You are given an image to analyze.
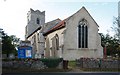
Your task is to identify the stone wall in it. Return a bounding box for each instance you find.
[45,28,65,58]
[2,60,47,70]
[76,58,120,69]
[63,7,103,60]
[2,59,63,70]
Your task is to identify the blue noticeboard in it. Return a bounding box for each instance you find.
[18,46,32,58]
[18,49,25,58]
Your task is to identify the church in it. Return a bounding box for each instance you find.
[25,7,103,60]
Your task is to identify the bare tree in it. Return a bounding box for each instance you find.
[112,17,120,42]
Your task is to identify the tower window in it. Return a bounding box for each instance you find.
[78,18,88,48]
[36,18,40,24]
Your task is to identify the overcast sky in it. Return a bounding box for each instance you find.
[0,0,119,40]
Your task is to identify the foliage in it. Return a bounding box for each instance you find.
[1,30,20,57]
[39,58,63,68]
[10,35,20,46]
[112,17,120,42]
[99,33,120,57]
[68,61,76,68]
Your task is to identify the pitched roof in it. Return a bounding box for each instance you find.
[43,19,66,36]
[26,18,61,39]
[42,18,61,32]
[28,7,99,37]
[26,26,41,39]
[82,7,99,27]
[67,6,99,27]
[43,7,99,36]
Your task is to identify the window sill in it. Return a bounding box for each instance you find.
[78,48,89,50]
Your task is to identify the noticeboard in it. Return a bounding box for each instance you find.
[18,46,32,58]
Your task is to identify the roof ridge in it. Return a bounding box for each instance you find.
[45,18,61,24]
[43,20,65,36]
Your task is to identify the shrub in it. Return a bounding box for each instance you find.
[39,58,63,68]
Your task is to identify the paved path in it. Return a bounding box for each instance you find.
[67,67,83,72]
[2,72,120,75]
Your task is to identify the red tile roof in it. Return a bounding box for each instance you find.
[43,19,66,36]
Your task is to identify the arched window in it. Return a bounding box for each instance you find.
[36,18,40,24]
[55,34,59,50]
[78,18,88,48]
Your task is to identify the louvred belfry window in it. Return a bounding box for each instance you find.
[36,18,40,24]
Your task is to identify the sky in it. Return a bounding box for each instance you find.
[0,0,119,40]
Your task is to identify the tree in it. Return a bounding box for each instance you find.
[99,33,120,57]
[112,17,120,42]
[10,35,20,47]
[2,30,20,57]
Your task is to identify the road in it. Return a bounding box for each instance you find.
[2,72,120,75]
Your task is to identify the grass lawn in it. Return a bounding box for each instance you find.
[68,61,76,68]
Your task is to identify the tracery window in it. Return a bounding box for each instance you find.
[78,18,88,48]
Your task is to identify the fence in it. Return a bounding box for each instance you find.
[76,58,120,69]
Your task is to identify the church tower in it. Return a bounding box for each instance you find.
[25,8,45,39]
